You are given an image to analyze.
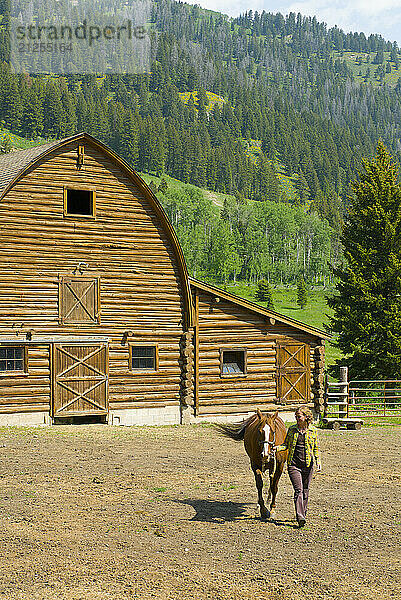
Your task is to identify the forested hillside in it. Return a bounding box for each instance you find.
[142,174,336,284]
[1,0,401,284]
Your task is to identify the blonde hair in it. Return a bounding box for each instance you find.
[295,405,313,425]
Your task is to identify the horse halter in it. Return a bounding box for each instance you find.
[260,423,276,460]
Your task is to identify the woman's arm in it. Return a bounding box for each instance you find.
[313,431,322,470]
[275,428,292,452]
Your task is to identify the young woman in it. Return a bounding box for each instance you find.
[275,405,321,528]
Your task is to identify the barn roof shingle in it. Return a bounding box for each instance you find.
[0,138,72,197]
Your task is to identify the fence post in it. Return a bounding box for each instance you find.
[383,381,386,417]
[339,366,348,419]
[323,372,328,418]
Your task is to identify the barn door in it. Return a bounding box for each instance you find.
[52,344,108,417]
[59,277,100,324]
[277,343,310,404]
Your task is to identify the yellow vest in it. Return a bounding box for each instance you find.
[276,424,321,467]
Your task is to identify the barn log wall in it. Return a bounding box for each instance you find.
[179,330,195,423]
[192,287,322,418]
[0,140,188,418]
[0,344,50,413]
[312,343,325,416]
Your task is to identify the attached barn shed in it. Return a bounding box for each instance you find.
[189,279,327,422]
[0,133,327,426]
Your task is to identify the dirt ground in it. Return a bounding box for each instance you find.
[0,422,400,600]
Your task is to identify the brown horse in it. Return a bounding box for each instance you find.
[215,409,288,519]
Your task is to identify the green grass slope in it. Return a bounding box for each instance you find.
[334,50,401,87]
[0,127,50,150]
[139,171,236,208]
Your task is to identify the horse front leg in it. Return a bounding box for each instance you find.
[252,465,269,520]
[266,457,275,502]
[269,458,286,516]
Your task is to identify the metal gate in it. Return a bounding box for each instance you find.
[52,343,108,418]
[325,368,401,420]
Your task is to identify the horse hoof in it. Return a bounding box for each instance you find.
[260,508,270,520]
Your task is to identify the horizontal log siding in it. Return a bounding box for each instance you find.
[196,291,317,417]
[0,142,185,413]
[0,345,50,411]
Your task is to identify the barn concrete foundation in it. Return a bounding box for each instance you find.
[192,410,298,425]
[192,411,256,424]
[109,406,180,426]
[0,409,309,428]
[0,411,51,427]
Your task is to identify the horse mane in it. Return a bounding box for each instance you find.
[213,410,265,441]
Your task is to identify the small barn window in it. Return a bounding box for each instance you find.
[64,188,95,217]
[220,349,247,376]
[129,345,158,371]
[0,346,27,374]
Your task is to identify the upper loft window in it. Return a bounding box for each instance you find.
[64,187,96,217]
[59,276,100,324]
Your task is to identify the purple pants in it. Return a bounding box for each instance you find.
[288,464,314,522]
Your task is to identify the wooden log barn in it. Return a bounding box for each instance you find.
[0,133,328,426]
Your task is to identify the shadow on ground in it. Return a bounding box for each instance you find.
[268,518,299,529]
[174,498,253,523]
[174,498,300,528]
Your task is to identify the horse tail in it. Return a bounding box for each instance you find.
[213,414,257,441]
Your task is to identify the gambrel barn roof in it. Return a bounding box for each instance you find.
[0,140,62,197]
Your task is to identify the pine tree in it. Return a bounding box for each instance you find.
[255,279,274,309]
[328,141,401,378]
[390,42,399,67]
[21,87,43,139]
[0,133,12,153]
[297,277,308,308]
[120,109,139,168]
[158,177,168,193]
[296,170,311,205]
[42,82,66,138]
[3,78,23,132]
[373,48,384,64]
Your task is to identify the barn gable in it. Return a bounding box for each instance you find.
[0,133,192,324]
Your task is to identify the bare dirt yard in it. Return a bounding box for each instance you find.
[0,422,399,600]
